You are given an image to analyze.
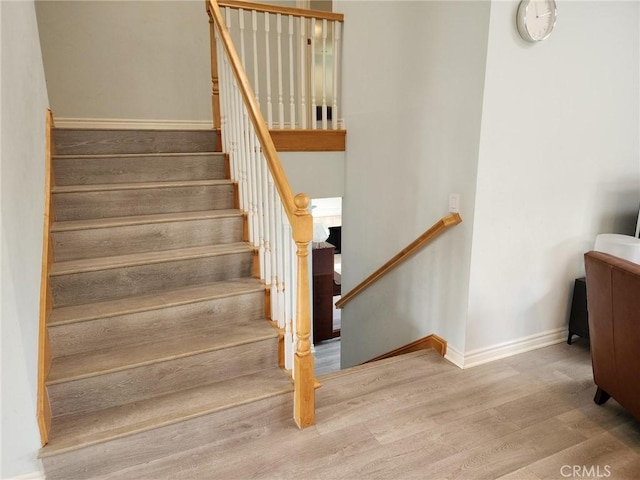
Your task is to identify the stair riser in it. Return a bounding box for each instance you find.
[50,252,253,307]
[49,291,265,357]
[53,184,235,221]
[41,393,292,480]
[54,154,227,185]
[53,216,243,261]
[54,129,218,155]
[47,337,279,417]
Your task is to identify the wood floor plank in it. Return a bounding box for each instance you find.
[525,431,640,480]
[61,343,640,480]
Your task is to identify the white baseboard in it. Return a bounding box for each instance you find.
[444,344,464,369]
[10,471,45,480]
[54,117,213,130]
[462,327,568,369]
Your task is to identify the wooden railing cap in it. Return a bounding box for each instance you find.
[218,0,344,22]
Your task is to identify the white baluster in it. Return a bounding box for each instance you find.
[276,14,284,129]
[253,132,265,279]
[299,17,307,129]
[242,100,254,244]
[310,17,316,130]
[321,19,328,130]
[264,13,273,128]
[276,203,286,333]
[261,150,271,289]
[288,15,296,129]
[333,21,341,130]
[269,179,279,325]
[252,10,261,109]
[238,9,246,67]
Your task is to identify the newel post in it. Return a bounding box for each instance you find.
[292,193,315,428]
[206,1,222,129]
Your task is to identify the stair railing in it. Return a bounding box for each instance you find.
[210,0,344,131]
[207,0,315,428]
[336,213,463,309]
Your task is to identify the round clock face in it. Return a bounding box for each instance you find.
[517,0,557,42]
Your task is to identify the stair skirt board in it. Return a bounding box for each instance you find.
[38,125,290,478]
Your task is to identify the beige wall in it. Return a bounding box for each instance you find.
[36,0,212,121]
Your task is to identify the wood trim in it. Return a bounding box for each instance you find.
[365,334,447,363]
[269,129,345,152]
[336,213,462,309]
[206,2,222,130]
[224,153,231,179]
[214,129,222,152]
[253,248,260,278]
[242,212,249,242]
[219,0,344,22]
[37,109,55,446]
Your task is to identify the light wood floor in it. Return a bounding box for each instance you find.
[98,340,640,480]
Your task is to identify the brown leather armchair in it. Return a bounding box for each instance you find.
[584,251,640,421]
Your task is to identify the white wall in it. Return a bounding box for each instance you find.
[36,0,211,122]
[0,1,50,476]
[465,1,640,358]
[280,151,344,198]
[338,1,491,366]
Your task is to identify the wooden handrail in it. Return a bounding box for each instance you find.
[219,0,344,22]
[208,0,298,223]
[207,0,315,428]
[335,213,462,309]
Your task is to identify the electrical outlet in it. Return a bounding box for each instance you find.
[449,194,460,213]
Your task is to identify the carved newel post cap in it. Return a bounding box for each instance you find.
[294,193,310,212]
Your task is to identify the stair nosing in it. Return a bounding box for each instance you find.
[46,327,278,386]
[48,280,265,327]
[51,209,243,232]
[50,243,254,276]
[52,179,233,194]
[39,371,292,458]
[53,152,224,159]
[53,127,218,132]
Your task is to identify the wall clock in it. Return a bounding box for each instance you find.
[516,0,557,43]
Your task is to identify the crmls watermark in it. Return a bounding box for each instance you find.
[560,465,612,478]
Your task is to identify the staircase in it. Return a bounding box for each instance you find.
[39,128,293,480]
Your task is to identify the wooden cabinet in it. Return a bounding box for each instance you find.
[312,242,338,343]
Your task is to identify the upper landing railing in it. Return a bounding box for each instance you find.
[210,0,344,132]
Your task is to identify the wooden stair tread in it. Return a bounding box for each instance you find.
[50,242,253,276]
[40,367,292,458]
[47,320,278,384]
[48,278,264,326]
[53,152,223,159]
[53,179,233,193]
[52,209,242,232]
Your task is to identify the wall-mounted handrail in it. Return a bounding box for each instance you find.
[207,0,315,428]
[335,213,463,309]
